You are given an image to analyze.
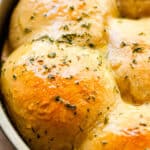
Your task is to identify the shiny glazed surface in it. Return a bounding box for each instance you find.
[1,0,150,150]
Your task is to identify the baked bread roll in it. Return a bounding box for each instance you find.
[9,0,117,50]
[108,18,150,104]
[117,0,150,18]
[1,0,150,150]
[1,40,118,150]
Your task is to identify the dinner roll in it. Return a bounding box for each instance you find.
[1,39,118,150]
[117,0,150,18]
[80,102,150,150]
[2,0,150,150]
[9,0,118,50]
[108,18,150,104]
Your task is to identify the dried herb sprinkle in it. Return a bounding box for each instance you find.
[48,52,56,58]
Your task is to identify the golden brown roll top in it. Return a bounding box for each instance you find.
[117,0,150,18]
[80,102,150,150]
[1,39,119,150]
[108,18,150,104]
[2,0,150,150]
[9,0,118,50]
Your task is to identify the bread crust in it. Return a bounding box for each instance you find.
[1,40,118,150]
[117,0,150,18]
[9,0,117,50]
[2,0,150,150]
